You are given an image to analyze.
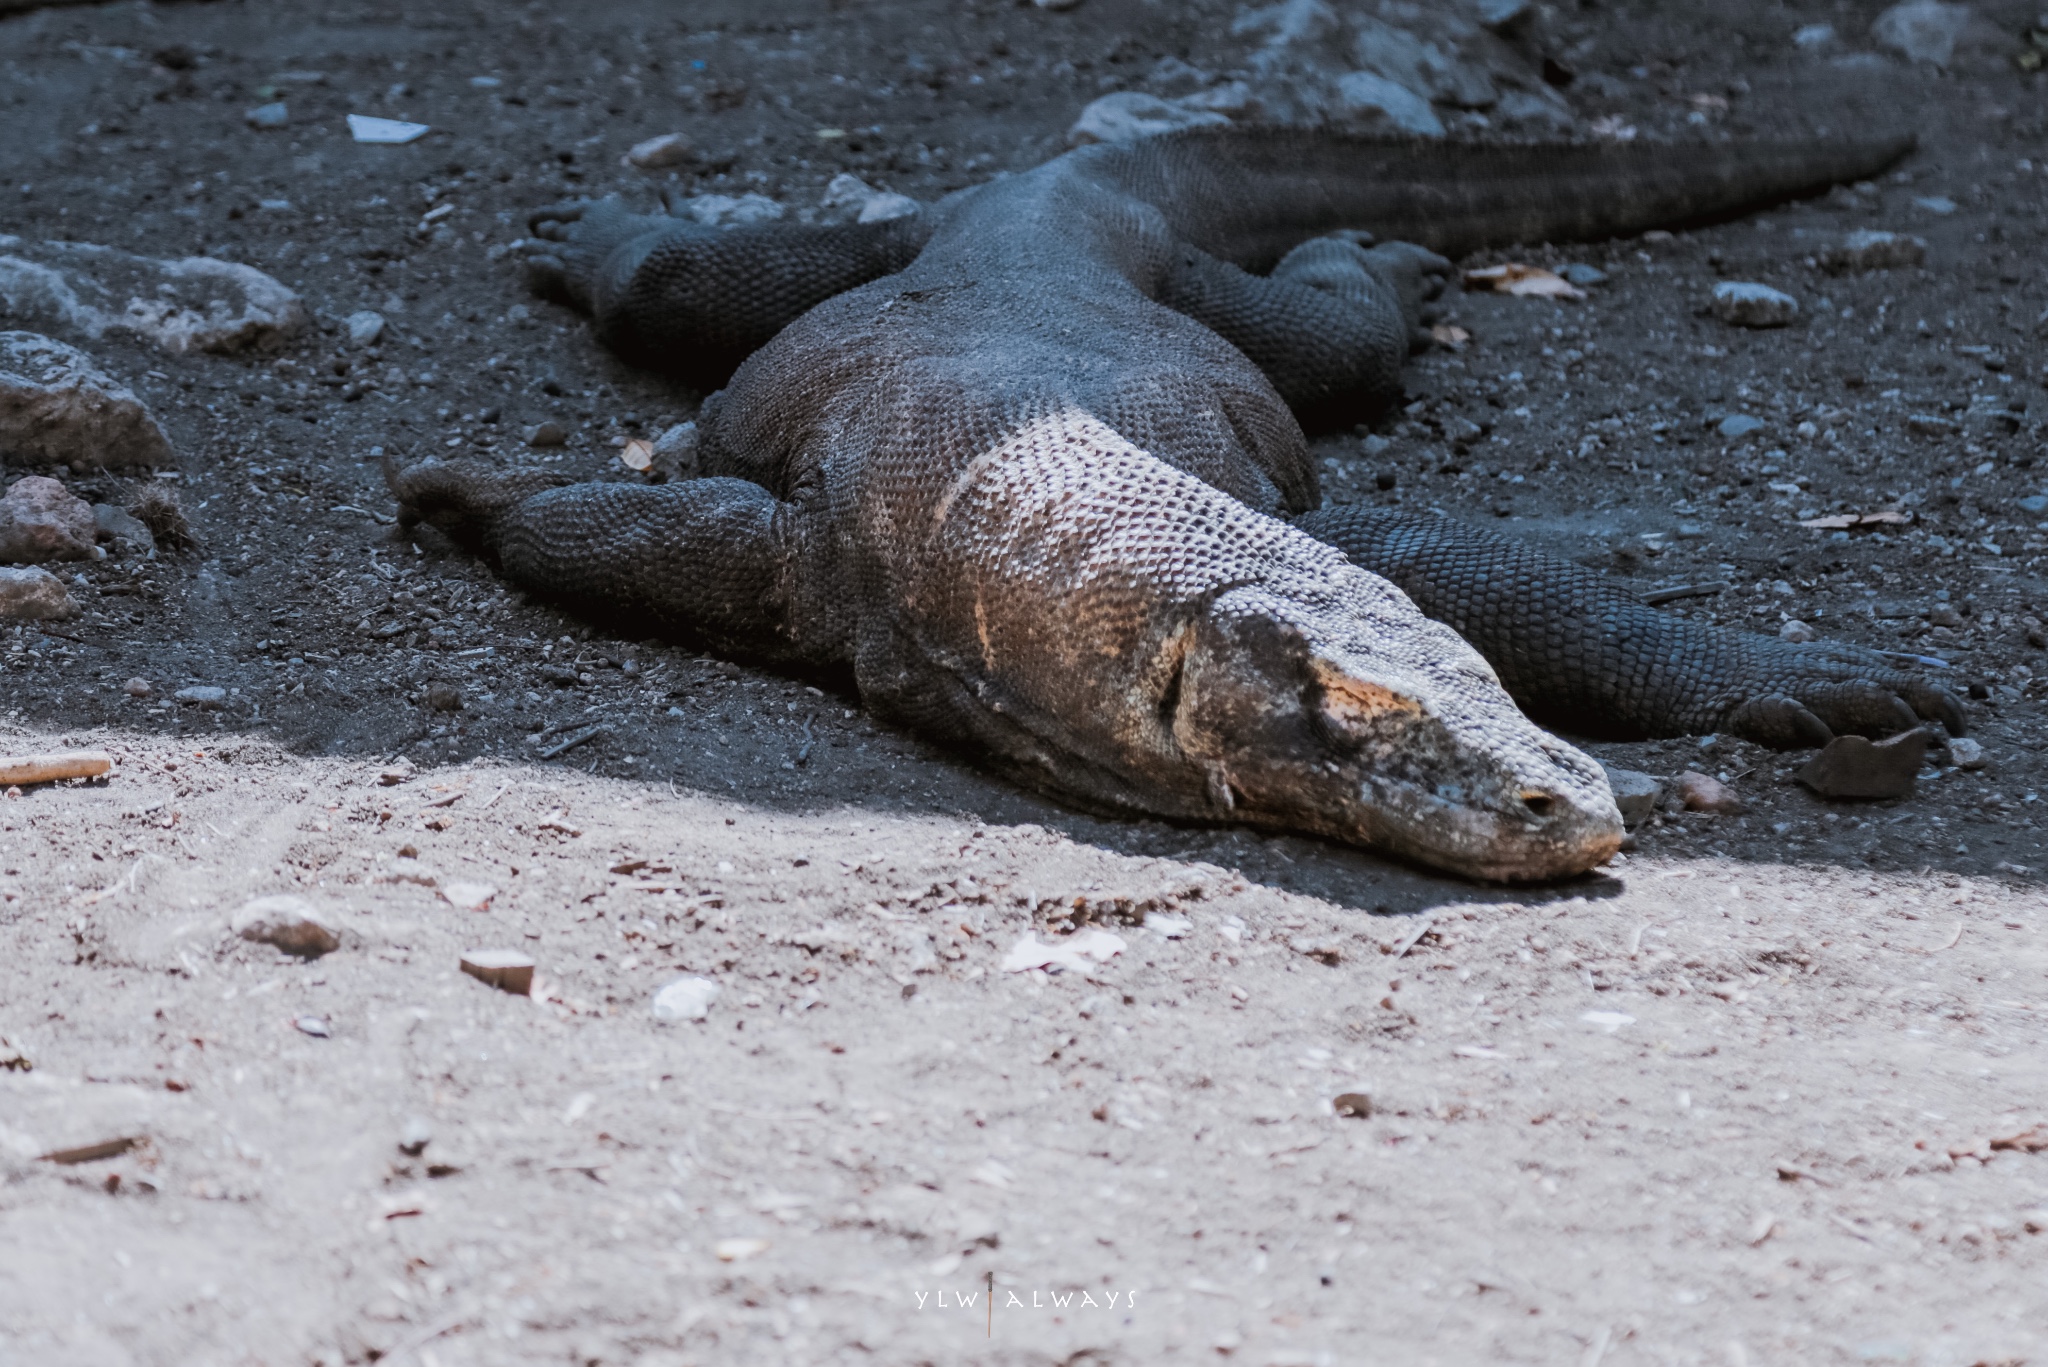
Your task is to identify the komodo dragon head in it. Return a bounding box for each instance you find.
[917,412,1623,882]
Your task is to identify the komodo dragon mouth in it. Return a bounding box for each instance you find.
[389,127,1962,884]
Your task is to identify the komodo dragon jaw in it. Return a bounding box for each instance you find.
[907,413,1622,882]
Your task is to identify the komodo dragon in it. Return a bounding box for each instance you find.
[389,130,1963,882]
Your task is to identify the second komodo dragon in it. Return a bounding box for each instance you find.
[390,130,1963,882]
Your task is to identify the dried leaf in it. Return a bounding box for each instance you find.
[1990,1125,2048,1154]
[1798,510,1912,530]
[1461,263,1584,300]
[620,438,654,472]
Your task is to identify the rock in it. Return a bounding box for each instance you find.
[1821,229,1925,273]
[232,895,340,958]
[294,1014,331,1039]
[1067,91,1231,146]
[346,113,430,145]
[1793,22,1837,47]
[1676,770,1743,814]
[650,421,700,482]
[1872,1,1972,66]
[0,566,75,621]
[123,677,152,698]
[93,503,154,555]
[714,1237,771,1262]
[424,682,463,712]
[0,332,176,470]
[1913,195,1957,215]
[1601,767,1663,829]
[1561,263,1608,286]
[2018,494,2048,515]
[1332,72,1446,136]
[398,1117,432,1156]
[1711,282,1799,328]
[819,173,918,224]
[1332,1091,1374,1117]
[1797,728,1929,799]
[244,102,289,129]
[1946,736,1986,770]
[0,238,306,354]
[1718,414,1765,439]
[624,132,691,169]
[439,881,497,912]
[653,975,722,1022]
[677,193,785,228]
[1474,0,1531,33]
[526,421,568,448]
[858,192,920,224]
[174,685,226,708]
[460,949,535,996]
[0,476,97,564]
[1349,17,1494,109]
[1906,413,1958,438]
[1779,619,1818,643]
[345,310,386,347]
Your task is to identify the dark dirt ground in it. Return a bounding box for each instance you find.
[2,1,2047,1364]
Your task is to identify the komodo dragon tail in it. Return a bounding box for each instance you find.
[1125,128,1915,268]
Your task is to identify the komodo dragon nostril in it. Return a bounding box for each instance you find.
[1520,791,1557,818]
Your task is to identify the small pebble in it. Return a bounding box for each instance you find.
[1560,263,1607,286]
[1333,1092,1374,1118]
[1779,619,1817,643]
[398,1117,433,1156]
[1946,736,1986,770]
[653,975,722,1022]
[1820,229,1925,273]
[244,102,289,129]
[624,132,691,168]
[460,949,535,995]
[526,421,568,448]
[232,894,340,958]
[714,1237,771,1262]
[124,677,153,698]
[294,1016,330,1038]
[1718,414,1765,439]
[424,682,463,712]
[1796,729,1928,800]
[173,685,226,707]
[1601,766,1663,829]
[345,310,386,347]
[1711,282,1799,328]
[439,881,498,912]
[1676,770,1743,814]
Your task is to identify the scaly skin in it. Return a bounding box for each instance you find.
[392,129,1957,882]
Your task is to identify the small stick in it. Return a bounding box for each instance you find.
[0,752,113,786]
[1390,914,1435,958]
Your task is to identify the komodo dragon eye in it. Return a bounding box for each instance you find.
[1305,657,1422,752]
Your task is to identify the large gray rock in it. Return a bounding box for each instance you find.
[1068,91,1232,145]
[0,236,305,355]
[0,565,76,620]
[1871,1,1973,66]
[0,332,176,469]
[1600,766,1664,830]
[1350,16,1496,108]
[1333,72,1445,136]
[0,475,97,563]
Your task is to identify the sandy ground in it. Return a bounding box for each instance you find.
[3,0,2047,1363]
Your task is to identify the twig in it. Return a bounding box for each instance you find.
[539,725,605,760]
[0,752,112,785]
[794,713,816,767]
[1389,914,1435,958]
[1643,581,1729,606]
[478,782,513,810]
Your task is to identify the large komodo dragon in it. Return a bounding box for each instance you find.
[390,129,1963,882]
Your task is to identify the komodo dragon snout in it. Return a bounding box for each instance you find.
[1161,584,1624,882]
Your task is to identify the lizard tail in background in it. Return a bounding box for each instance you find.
[1125,128,1916,268]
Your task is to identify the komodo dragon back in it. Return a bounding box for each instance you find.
[394,123,1958,884]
